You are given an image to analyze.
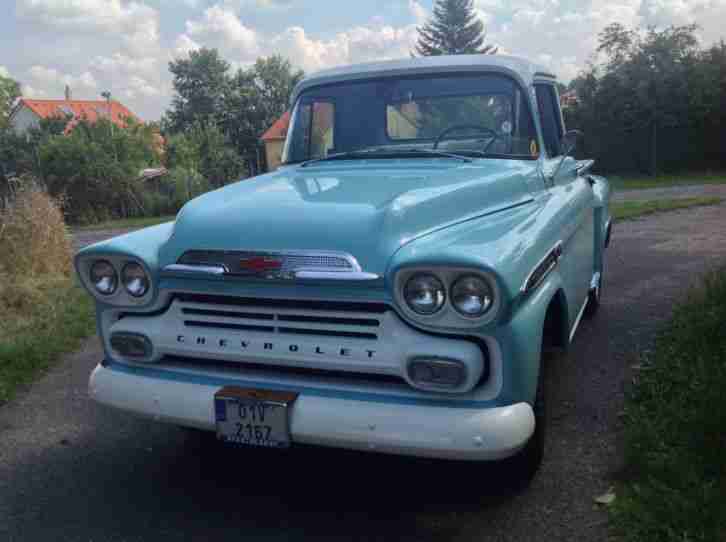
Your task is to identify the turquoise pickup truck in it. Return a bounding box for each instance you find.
[75,54,611,485]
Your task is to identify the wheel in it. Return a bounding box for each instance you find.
[500,356,546,489]
[584,271,602,318]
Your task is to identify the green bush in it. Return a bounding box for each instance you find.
[36,117,161,224]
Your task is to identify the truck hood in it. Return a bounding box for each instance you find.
[159,159,540,276]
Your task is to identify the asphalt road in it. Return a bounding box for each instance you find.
[2,201,726,542]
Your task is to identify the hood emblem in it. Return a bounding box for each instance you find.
[238,256,283,275]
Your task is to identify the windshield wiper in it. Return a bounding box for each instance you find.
[300,146,472,167]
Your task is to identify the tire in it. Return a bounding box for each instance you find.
[584,271,602,318]
[501,356,546,490]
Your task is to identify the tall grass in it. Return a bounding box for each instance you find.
[0,178,95,404]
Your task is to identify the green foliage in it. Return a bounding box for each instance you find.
[610,197,722,221]
[165,48,231,133]
[165,122,245,188]
[164,50,302,173]
[565,26,725,175]
[0,278,95,404]
[37,117,161,224]
[611,267,726,541]
[222,55,304,161]
[414,0,497,56]
[610,171,726,190]
[0,74,20,128]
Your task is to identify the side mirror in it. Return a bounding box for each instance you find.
[549,129,584,182]
[560,129,582,157]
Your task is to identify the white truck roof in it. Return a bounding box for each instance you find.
[291,54,555,104]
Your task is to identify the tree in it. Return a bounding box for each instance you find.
[564,24,724,175]
[38,118,161,223]
[0,74,21,129]
[220,55,304,162]
[165,48,231,133]
[414,0,496,56]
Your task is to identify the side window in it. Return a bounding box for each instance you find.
[287,100,335,161]
[535,85,564,157]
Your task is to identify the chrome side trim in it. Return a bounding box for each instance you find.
[604,219,612,248]
[590,271,602,291]
[520,241,563,295]
[162,264,227,275]
[569,296,589,342]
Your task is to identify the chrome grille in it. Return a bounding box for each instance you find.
[177,250,355,275]
[176,293,385,340]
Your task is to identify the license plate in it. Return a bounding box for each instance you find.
[214,387,298,448]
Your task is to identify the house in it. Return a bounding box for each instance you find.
[260,111,290,172]
[560,89,578,109]
[9,88,140,136]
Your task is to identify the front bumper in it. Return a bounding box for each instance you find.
[89,362,535,461]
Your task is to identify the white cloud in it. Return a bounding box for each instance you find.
[17,0,161,60]
[179,4,418,74]
[17,0,157,34]
[90,53,158,80]
[124,75,163,99]
[27,65,98,96]
[185,5,259,58]
[268,24,418,73]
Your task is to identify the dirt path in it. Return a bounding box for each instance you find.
[2,201,725,541]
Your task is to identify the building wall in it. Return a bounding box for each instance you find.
[264,139,285,171]
[9,106,40,135]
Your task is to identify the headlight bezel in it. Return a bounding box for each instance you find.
[394,267,501,329]
[76,254,154,306]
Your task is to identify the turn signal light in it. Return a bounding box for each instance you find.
[110,332,153,361]
[407,357,466,390]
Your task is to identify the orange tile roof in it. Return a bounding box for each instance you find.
[17,98,140,133]
[261,111,290,141]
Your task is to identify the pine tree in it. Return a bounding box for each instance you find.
[414,0,497,56]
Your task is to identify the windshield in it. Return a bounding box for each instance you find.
[282,73,538,164]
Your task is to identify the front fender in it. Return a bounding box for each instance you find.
[74,222,175,310]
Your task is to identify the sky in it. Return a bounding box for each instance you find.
[2,0,725,121]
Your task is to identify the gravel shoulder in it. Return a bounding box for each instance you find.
[2,201,725,541]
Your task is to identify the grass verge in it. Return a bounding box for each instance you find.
[610,172,726,191]
[611,267,726,542]
[611,197,722,221]
[0,276,95,404]
[75,214,175,231]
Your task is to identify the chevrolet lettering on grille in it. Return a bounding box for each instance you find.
[176,334,377,359]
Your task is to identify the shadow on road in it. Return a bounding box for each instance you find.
[4,421,527,541]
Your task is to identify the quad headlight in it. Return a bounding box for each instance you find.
[397,269,499,326]
[403,274,446,315]
[451,275,494,317]
[89,260,118,296]
[84,258,151,301]
[122,262,150,298]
